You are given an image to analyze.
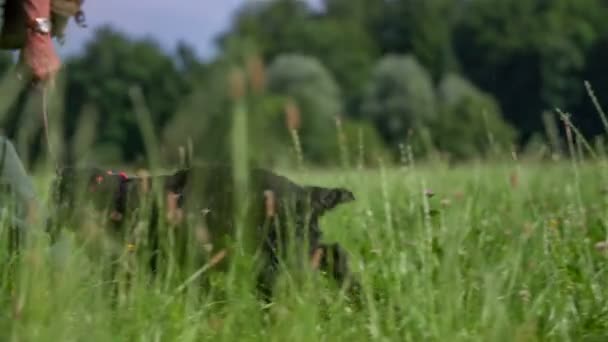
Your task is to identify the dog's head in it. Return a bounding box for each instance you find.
[308,186,355,236]
[52,166,134,213]
[262,185,355,245]
[307,186,355,216]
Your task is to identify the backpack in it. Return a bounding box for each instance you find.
[0,0,85,49]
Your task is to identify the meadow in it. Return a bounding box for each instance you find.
[1,159,607,341]
[2,1,607,339]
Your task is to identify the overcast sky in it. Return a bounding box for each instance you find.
[58,0,322,60]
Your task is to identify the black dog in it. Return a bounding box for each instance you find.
[49,163,359,302]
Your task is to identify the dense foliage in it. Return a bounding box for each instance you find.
[1,0,607,167]
[4,163,608,340]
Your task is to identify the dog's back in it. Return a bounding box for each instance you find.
[48,163,359,301]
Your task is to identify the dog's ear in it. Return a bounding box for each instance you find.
[309,186,355,213]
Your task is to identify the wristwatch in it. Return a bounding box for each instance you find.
[28,17,52,34]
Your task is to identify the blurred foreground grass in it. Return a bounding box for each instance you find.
[2,161,608,341]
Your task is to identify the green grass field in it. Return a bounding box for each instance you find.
[1,160,608,341]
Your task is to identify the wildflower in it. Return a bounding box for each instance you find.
[127,243,136,252]
[510,170,519,188]
[264,190,276,218]
[195,224,213,253]
[514,319,537,341]
[310,248,324,270]
[246,54,266,93]
[136,169,151,194]
[440,198,451,207]
[209,318,223,331]
[424,189,435,198]
[285,99,301,131]
[166,192,183,225]
[208,249,227,268]
[229,68,246,101]
[522,222,534,239]
[110,210,123,222]
[595,240,608,253]
[519,288,531,304]
[548,218,559,230]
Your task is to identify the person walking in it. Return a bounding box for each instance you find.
[0,136,39,237]
[1,0,85,82]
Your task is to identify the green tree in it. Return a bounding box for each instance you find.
[323,0,382,29]
[454,0,608,140]
[219,0,310,58]
[293,18,378,116]
[578,33,608,138]
[340,119,391,167]
[436,74,516,160]
[224,0,378,117]
[175,41,207,90]
[64,27,188,163]
[266,54,342,163]
[360,0,457,80]
[163,59,290,168]
[361,55,436,149]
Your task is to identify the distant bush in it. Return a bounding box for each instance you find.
[361,54,437,151]
[161,63,232,166]
[435,73,516,160]
[267,54,343,164]
[339,119,392,168]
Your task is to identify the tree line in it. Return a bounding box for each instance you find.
[1,0,607,168]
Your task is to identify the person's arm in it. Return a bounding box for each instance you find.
[20,0,60,82]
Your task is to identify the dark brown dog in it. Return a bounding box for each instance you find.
[49,163,359,302]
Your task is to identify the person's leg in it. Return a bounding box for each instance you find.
[0,136,39,225]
